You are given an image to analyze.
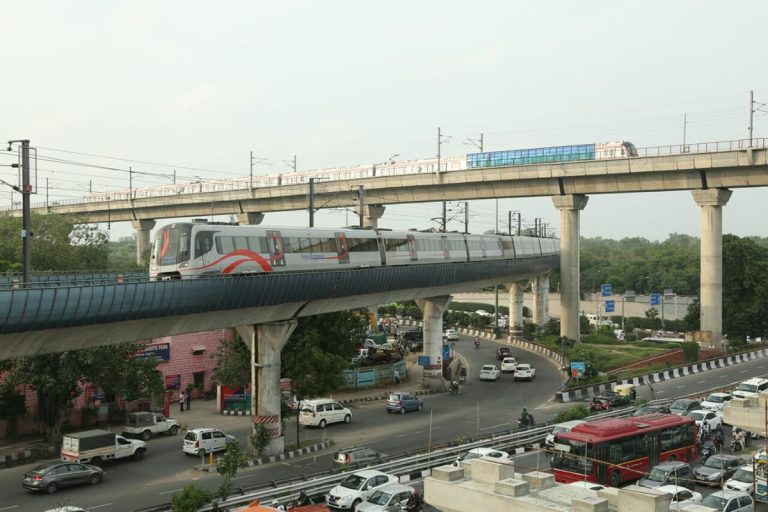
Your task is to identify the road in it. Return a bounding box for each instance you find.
[2,336,767,511]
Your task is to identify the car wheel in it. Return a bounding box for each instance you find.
[319,419,327,428]
[610,470,621,487]
[46,482,58,494]
[169,425,179,435]
[351,498,362,511]
[344,414,351,424]
[134,448,145,461]
[400,408,406,415]
[89,473,102,485]
[418,404,423,411]
[141,429,152,441]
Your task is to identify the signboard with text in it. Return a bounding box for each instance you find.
[134,342,171,362]
[605,300,615,313]
[570,362,586,379]
[650,293,661,306]
[601,283,612,297]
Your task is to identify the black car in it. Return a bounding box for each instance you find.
[632,404,672,416]
[496,347,511,361]
[22,461,104,494]
[592,392,631,408]
[693,455,748,486]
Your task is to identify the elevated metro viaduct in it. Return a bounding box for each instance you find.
[0,252,557,455]
[6,144,766,349]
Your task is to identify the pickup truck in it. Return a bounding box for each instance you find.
[479,364,500,382]
[122,411,180,440]
[61,429,146,464]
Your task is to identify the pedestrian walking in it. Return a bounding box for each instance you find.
[179,391,186,412]
[185,391,191,411]
[394,368,401,386]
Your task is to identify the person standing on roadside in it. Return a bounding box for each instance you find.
[179,391,186,412]
[185,391,191,411]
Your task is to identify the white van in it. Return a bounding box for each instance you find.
[545,420,587,448]
[299,399,351,428]
[732,378,768,399]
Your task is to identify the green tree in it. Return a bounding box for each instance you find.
[217,439,245,499]
[9,344,163,445]
[171,484,215,512]
[721,235,768,339]
[212,332,250,387]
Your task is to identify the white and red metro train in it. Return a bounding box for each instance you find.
[149,220,559,280]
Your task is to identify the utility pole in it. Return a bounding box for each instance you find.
[749,90,754,148]
[358,186,365,227]
[682,113,687,151]
[250,151,254,189]
[464,201,469,234]
[495,199,499,234]
[437,127,451,232]
[441,201,447,232]
[308,178,315,227]
[129,166,133,199]
[7,140,32,286]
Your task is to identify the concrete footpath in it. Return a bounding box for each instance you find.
[0,359,430,469]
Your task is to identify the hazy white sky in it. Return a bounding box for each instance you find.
[1,1,766,241]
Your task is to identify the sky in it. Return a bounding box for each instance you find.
[1,1,767,242]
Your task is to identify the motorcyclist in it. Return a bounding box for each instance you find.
[732,428,746,453]
[520,407,534,427]
[405,490,423,511]
[474,336,480,348]
[449,380,460,393]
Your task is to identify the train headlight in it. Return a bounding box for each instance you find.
[179,262,189,268]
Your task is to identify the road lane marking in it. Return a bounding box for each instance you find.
[87,505,113,510]
[656,390,666,394]
[740,370,748,373]
[677,386,685,389]
[697,381,705,384]
[720,375,728,378]
[0,506,19,511]
[159,489,185,495]
[759,365,767,369]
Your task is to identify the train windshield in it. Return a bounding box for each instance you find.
[152,225,192,266]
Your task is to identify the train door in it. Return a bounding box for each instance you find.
[195,230,216,268]
[334,232,350,264]
[267,230,286,267]
[407,235,418,261]
[440,236,450,259]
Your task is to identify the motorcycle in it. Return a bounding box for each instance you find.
[448,381,460,394]
[699,440,715,462]
[474,339,480,349]
[518,415,535,429]
[458,368,467,384]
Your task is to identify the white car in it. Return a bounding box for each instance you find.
[568,481,605,491]
[500,357,517,372]
[444,329,459,341]
[453,447,510,467]
[355,483,416,512]
[725,466,755,494]
[514,363,536,381]
[182,428,236,456]
[657,485,702,511]
[326,470,398,510]
[687,409,722,431]
[702,392,734,411]
[546,420,587,448]
[299,399,352,428]
[479,364,500,381]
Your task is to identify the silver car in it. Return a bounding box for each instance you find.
[22,461,103,494]
[356,483,416,512]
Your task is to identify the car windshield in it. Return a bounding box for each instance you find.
[339,474,366,490]
[518,365,530,370]
[689,412,705,421]
[366,490,393,505]
[706,395,724,403]
[737,383,757,393]
[670,401,690,411]
[704,457,728,468]
[482,366,494,371]
[733,468,754,483]
[552,426,568,434]
[647,467,670,482]
[701,495,728,510]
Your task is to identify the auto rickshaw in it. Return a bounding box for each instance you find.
[614,384,637,402]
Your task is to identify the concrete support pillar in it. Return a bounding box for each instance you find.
[692,188,732,350]
[507,281,527,338]
[237,212,265,225]
[360,204,385,229]
[533,274,550,328]
[552,194,589,342]
[131,219,156,267]
[415,296,452,390]
[236,320,297,456]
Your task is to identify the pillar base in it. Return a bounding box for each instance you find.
[247,435,285,457]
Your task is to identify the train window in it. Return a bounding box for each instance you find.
[216,236,235,254]
[195,231,214,258]
[319,238,336,253]
[234,236,248,250]
[385,238,409,252]
[248,237,269,253]
[284,237,302,253]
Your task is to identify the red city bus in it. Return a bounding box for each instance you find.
[551,413,696,487]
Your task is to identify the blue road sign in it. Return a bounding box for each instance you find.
[570,362,586,378]
[443,344,450,360]
[650,293,661,306]
[417,355,430,367]
[601,283,612,297]
[605,300,615,313]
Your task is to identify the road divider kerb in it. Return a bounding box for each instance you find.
[195,440,335,472]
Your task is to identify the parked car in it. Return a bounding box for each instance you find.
[444,329,459,341]
[496,347,511,360]
[355,483,417,512]
[22,461,103,494]
[668,398,702,416]
[693,455,748,486]
[591,391,631,409]
[657,485,702,512]
[182,428,236,456]
[632,404,672,416]
[513,363,536,381]
[479,364,500,382]
[500,357,517,372]
[545,420,587,448]
[725,465,756,494]
[453,447,510,467]
[732,378,768,399]
[299,399,352,428]
[700,490,755,512]
[687,409,723,431]
[638,461,694,490]
[326,470,398,510]
[702,392,735,411]
[334,447,385,466]
[386,392,423,414]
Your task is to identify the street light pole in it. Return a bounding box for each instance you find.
[308,177,315,227]
[7,140,31,286]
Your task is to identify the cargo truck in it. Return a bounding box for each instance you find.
[61,429,146,464]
